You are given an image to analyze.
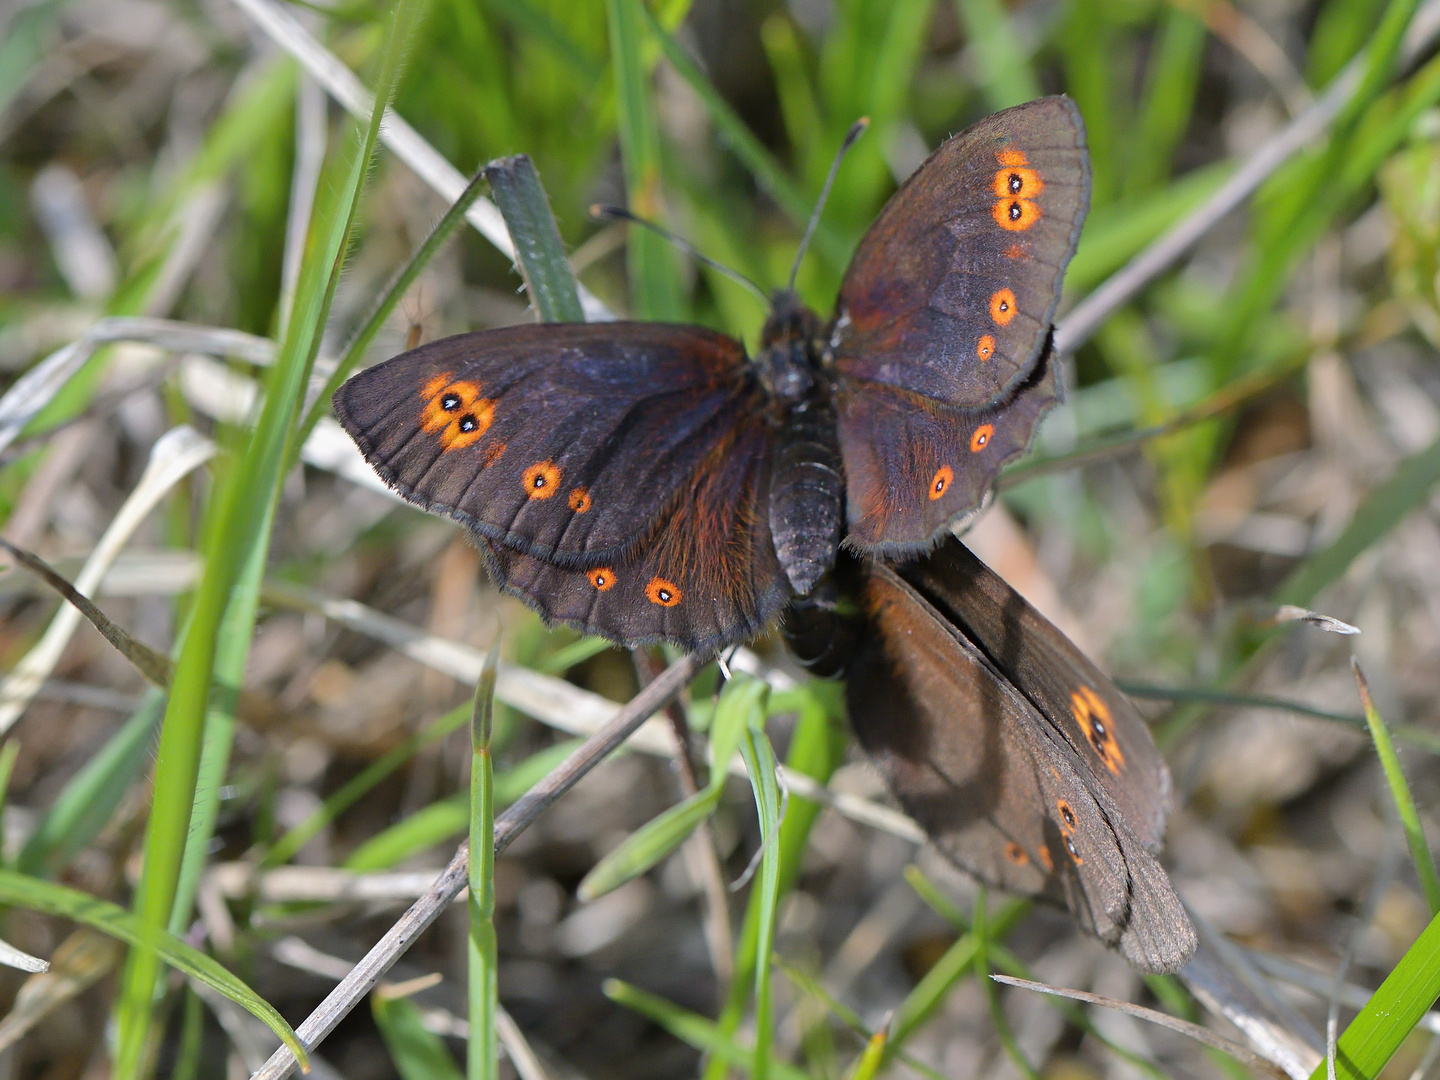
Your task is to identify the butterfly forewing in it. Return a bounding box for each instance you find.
[839,340,1058,555]
[830,97,1088,410]
[333,322,758,569]
[902,540,1171,851]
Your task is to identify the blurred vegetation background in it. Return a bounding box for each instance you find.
[3,0,1440,1077]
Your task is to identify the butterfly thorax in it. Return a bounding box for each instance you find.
[759,291,844,597]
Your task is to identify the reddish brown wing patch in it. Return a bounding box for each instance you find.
[829,97,1089,410]
[840,345,1059,557]
[474,414,785,654]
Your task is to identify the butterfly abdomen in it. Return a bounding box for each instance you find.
[768,397,843,596]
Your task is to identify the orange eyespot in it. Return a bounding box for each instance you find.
[482,441,507,468]
[1004,842,1029,866]
[976,335,996,361]
[989,289,1017,325]
[587,567,616,591]
[993,165,1044,201]
[441,401,494,452]
[993,196,1041,231]
[421,379,488,436]
[569,487,592,513]
[928,466,953,501]
[645,577,682,607]
[1056,799,1076,832]
[1071,686,1125,775]
[522,461,561,499]
[970,424,994,453]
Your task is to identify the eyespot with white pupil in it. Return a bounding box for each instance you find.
[459,415,477,433]
[441,393,461,411]
[1008,172,1022,193]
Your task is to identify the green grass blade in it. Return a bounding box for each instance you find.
[343,741,581,872]
[1309,0,1389,85]
[578,786,724,901]
[479,0,602,82]
[1066,161,1230,289]
[296,164,492,453]
[374,993,464,1080]
[265,701,471,868]
[0,869,307,1069]
[0,736,19,865]
[737,682,780,1080]
[579,671,766,900]
[887,900,1028,1052]
[1353,661,1440,913]
[774,958,950,1080]
[607,0,683,319]
[703,681,847,1080]
[112,0,428,1070]
[484,155,584,323]
[845,1024,890,1080]
[954,0,1041,110]
[15,691,161,878]
[535,635,612,673]
[1277,435,1440,607]
[604,979,812,1080]
[643,6,844,269]
[170,501,273,937]
[1307,909,1440,1080]
[973,891,1040,1080]
[469,646,500,1080]
[903,868,1166,1079]
[1125,7,1206,198]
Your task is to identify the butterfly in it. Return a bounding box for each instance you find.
[786,537,1197,974]
[333,98,1089,653]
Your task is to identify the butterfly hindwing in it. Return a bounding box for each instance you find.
[849,561,1195,973]
[479,411,787,653]
[847,568,1064,903]
[830,97,1089,410]
[333,323,759,569]
[838,340,1058,555]
[902,540,1172,851]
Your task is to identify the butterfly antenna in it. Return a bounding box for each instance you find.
[787,116,869,293]
[590,205,768,303]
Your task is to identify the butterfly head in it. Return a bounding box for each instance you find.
[759,291,824,404]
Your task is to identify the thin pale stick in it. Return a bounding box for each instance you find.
[248,654,697,1080]
[227,0,612,321]
[1053,0,1440,355]
[1329,842,1401,1080]
[991,974,1291,1080]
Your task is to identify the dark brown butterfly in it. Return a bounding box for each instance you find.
[334,98,1088,652]
[786,538,1197,973]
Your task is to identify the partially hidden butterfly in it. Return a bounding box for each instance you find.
[334,98,1088,653]
[785,537,1197,974]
